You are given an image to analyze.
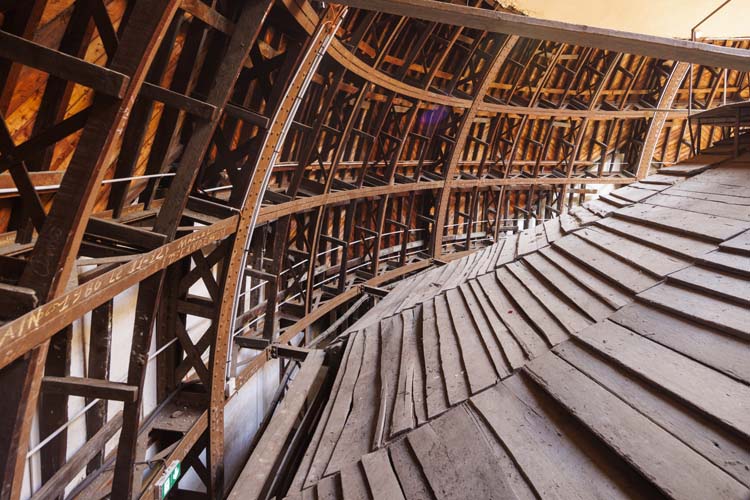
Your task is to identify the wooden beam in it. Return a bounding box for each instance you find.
[141,82,218,119]
[227,350,326,500]
[181,0,234,34]
[0,217,236,372]
[635,62,690,179]
[0,29,129,98]
[30,412,124,500]
[234,336,270,350]
[271,344,311,361]
[332,0,750,71]
[42,376,138,402]
[86,217,167,250]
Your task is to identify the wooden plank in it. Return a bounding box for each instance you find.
[421,299,449,419]
[575,227,691,277]
[458,283,510,378]
[583,199,617,217]
[467,279,527,370]
[560,213,582,235]
[228,351,326,500]
[477,241,501,276]
[645,193,750,222]
[668,265,750,305]
[628,181,676,193]
[595,217,717,258]
[609,185,658,203]
[316,473,340,500]
[398,271,439,312]
[538,246,631,309]
[516,228,537,257]
[637,283,750,340]
[290,331,359,491]
[574,320,750,439]
[597,193,631,208]
[482,240,504,274]
[506,261,591,334]
[542,217,563,244]
[523,252,612,321]
[525,351,749,499]
[304,331,366,488]
[661,187,750,207]
[720,230,750,255]
[470,381,622,500]
[610,303,750,384]
[406,412,485,500]
[361,449,406,500]
[493,232,518,267]
[442,252,471,290]
[406,308,427,425]
[427,406,519,499]
[445,287,497,394]
[614,203,750,243]
[326,326,381,475]
[555,341,750,487]
[699,250,750,277]
[334,0,750,72]
[463,250,483,281]
[339,462,370,500]
[668,172,750,198]
[659,163,713,176]
[569,206,600,226]
[506,373,657,499]
[470,246,494,278]
[391,310,418,435]
[375,314,402,447]
[388,439,433,500]
[638,174,682,185]
[553,234,658,293]
[533,225,549,250]
[496,267,568,346]
[434,294,470,406]
[476,273,547,358]
[407,407,513,498]
[41,376,137,402]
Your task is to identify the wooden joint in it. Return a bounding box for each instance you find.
[271,344,310,361]
[363,284,389,298]
[235,336,271,350]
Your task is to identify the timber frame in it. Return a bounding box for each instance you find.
[0,0,747,498]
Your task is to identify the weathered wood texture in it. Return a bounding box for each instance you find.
[288,158,750,498]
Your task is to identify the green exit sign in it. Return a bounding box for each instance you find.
[155,460,181,499]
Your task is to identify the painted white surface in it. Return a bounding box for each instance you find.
[505,0,749,39]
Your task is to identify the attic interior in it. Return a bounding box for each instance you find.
[0,0,748,499]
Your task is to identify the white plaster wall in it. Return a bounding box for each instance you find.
[505,0,750,39]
